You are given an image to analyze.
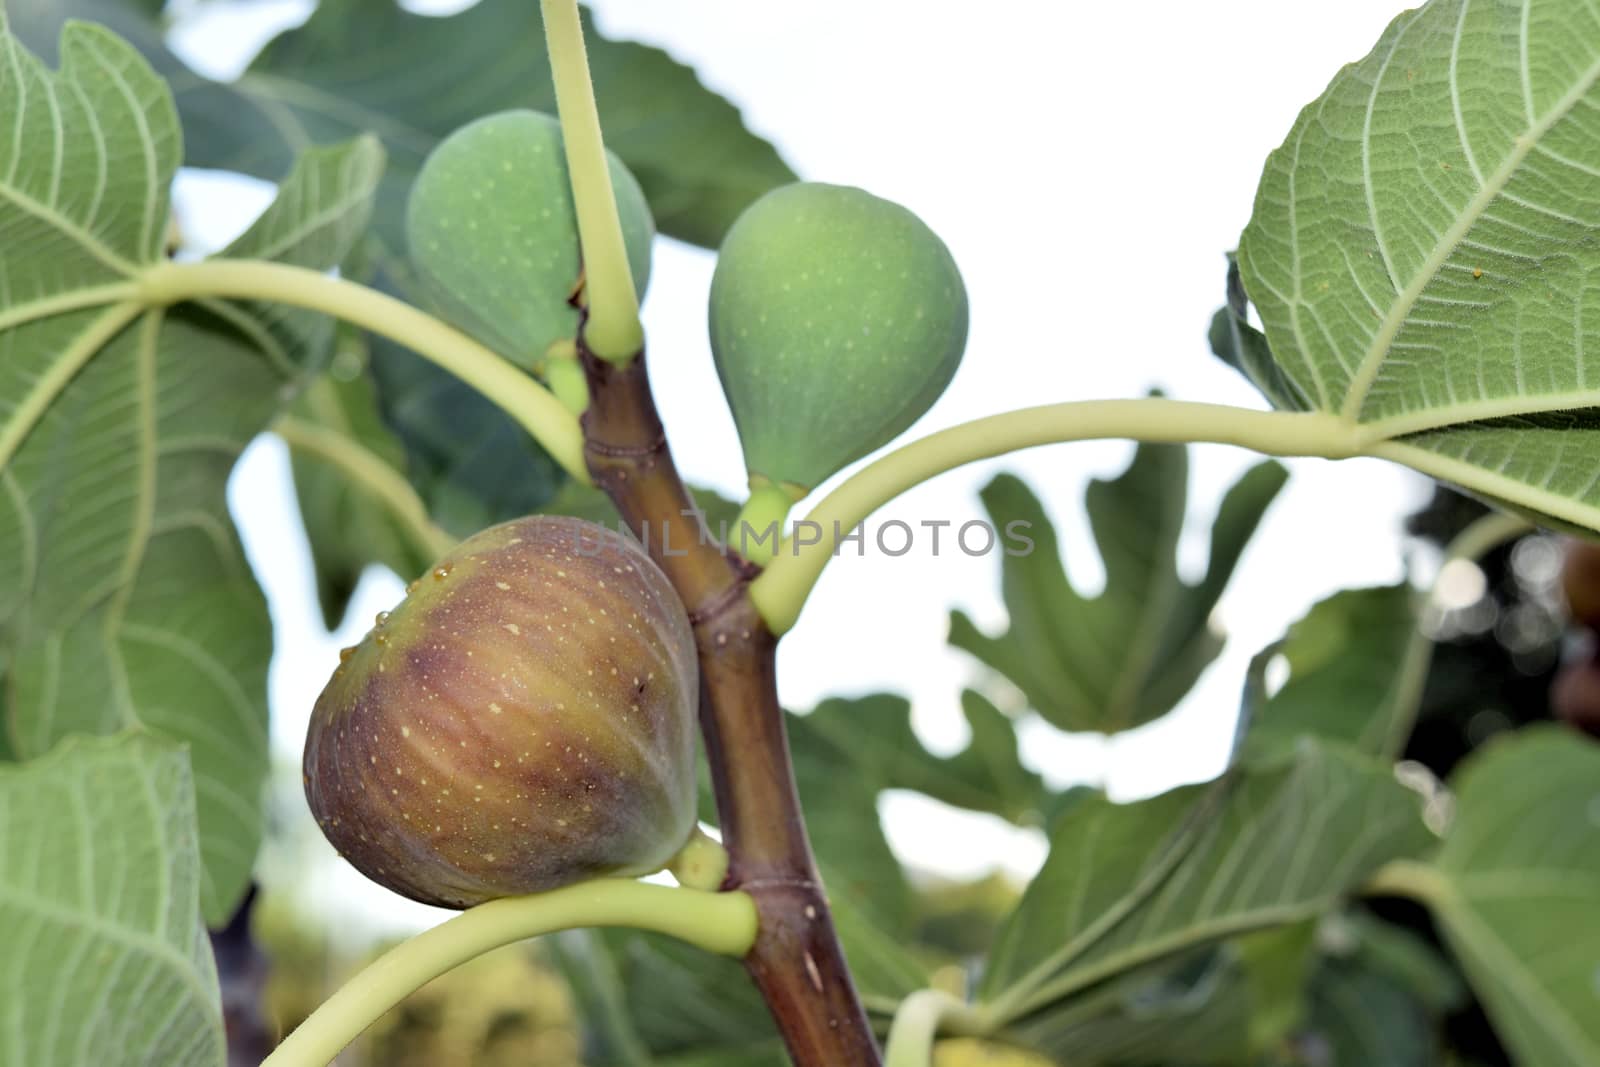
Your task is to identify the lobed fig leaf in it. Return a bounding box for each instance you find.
[303,515,698,908]
[406,109,655,369]
[709,182,968,493]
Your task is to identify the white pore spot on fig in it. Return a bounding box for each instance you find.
[496,581,510,591]
[482,853,497,863]
[489,703,503,715]
[401,726,411,738]
[504,623,521,635]
[493,759,501,768]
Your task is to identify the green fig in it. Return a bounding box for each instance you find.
[406,109,655,369]
[303,516,697,909]
[709,182,968,493]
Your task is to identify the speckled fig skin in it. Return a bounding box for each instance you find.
[303,515,698,908]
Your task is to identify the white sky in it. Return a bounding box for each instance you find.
[176,0,1433,932]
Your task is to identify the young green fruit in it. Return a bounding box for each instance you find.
[406,109,655,369]
[303,516,697,909]
[709,181,968,493]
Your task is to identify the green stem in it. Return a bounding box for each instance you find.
[884,990,988,1067]
[733,481,800,566]
[1379,510,1532,756]
[261,881,757,1067]
[1362,857,1450,904]
[542,345,593,414]
[749,400,1360,634]
[666,827,731,891]
[136,259,590,483]
[540,0,643,363]
[272,415,456,560]
[1438,511,1533,569]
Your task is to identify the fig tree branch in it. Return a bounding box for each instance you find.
[578,346,887,1066]
[136,259,591,482]
[750,400,1361,634]
[540,0,644,363]
[260,881,756,1067]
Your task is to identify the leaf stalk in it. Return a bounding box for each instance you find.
[260,881,756,1067]
[751,401,1360,634]
[136,259,590,483]
[271,414,456,560]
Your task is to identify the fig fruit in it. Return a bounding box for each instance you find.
[1560,538,1600,630]
[1551,650,1600,739]
[709,181,968,493]
[406,109,655,369]
[303,515,698,908]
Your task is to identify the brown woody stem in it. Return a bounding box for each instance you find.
[579,345,883,1066]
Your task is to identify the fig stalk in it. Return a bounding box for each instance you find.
[540,0,643,362]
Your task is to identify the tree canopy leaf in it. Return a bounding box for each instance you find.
[1428,727,1600,1066]
[1239,584,1424,761]
[0,12,382,920]
[1238,0,1600,533]
[980,740,1432,1026]
[0,733,224,1067]
[951,455,1286,734]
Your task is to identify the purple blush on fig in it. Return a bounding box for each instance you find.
[303,515,698,908]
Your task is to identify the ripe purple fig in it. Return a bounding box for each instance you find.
[303,516,698,908]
